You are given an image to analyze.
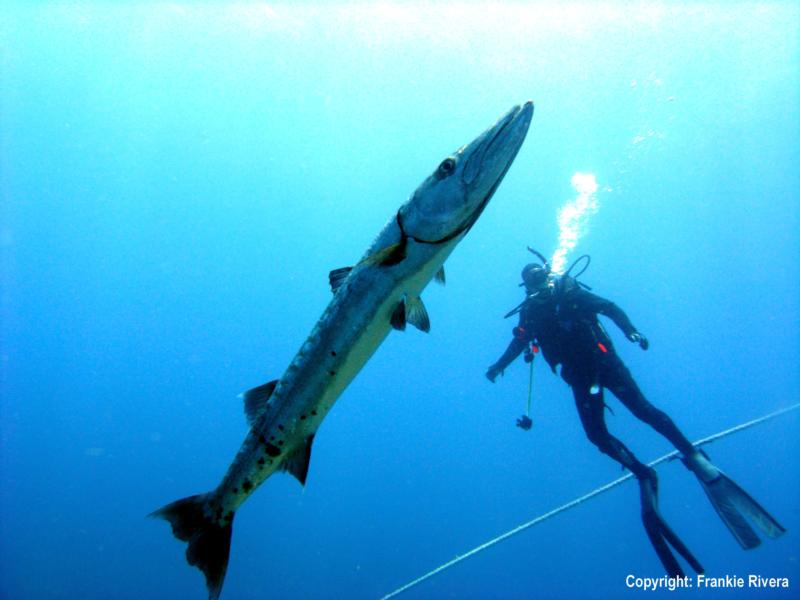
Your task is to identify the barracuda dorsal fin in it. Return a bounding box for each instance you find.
[241,380,278,426]
[280,434,315,486]
[390,295,430,333]
[328,267,353,293]
[434,266,446,285]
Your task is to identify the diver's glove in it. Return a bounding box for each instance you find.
[628,331,649,351]
[486,364,503,383]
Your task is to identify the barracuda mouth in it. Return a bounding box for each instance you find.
[397,101,533,247]
[457,100,534,236]
[462,104,519,187]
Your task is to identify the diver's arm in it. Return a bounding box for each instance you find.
[486,323,530,382]
[593,293,650,349]
[600,301,637,337]
[580,290,646,343]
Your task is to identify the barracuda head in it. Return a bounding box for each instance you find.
[398,101,533,244]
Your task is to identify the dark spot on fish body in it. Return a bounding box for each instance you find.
[328,370,336,376]
[257,457,265,466]
[278,440,284,447]
[232,487,239,494]
[269,435,275,441]
[330,351,337,357]
[300,415,306,420]
[311,410,318,416]
[265,443,281,457]
[278,425,285,431]
[242,479,253,492]
[258,435,266,444]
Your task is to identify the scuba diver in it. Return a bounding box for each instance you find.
[486,248,785,577]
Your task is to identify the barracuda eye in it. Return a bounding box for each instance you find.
[436,157,456,179]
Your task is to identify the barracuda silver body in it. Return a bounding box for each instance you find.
[152,101,533,599]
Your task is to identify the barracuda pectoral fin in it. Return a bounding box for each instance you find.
[328,267,353,293]
[280,434,315,486]
[434,266,446,285]
[390,295,430,333]
[364,239,407,267]
[241,380,279,426]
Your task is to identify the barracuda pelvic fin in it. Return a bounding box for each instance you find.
[391,295,430,332]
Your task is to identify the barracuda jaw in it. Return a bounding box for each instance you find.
[399,101,533,244]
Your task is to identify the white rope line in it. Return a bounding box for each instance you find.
[379,403,800,599]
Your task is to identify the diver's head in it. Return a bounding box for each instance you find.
[521,263,550,293]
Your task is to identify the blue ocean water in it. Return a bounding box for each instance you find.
[1,3,798,599]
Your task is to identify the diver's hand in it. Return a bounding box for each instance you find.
[486,365,503,383]
[628,332,649,351]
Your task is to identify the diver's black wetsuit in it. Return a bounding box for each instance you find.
[489,278,695,480]
[489,274,784,577]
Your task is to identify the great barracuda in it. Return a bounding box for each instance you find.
[152,101,534,599]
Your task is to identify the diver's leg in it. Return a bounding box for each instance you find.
[602,358,696,457]
[682,451,785,548]
[572,384,652,480]
[639,471,704,576]
[573,384,702,575]
[602,358,784,548]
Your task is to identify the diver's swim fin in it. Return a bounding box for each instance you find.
[639,470,704,577]
[683,452,786,549]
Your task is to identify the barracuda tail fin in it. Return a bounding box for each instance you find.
[150,494,234,600]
